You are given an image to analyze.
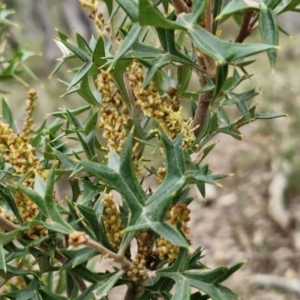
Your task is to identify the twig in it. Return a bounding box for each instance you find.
[252,274,300,296]
[202,0,216,78]
[68,231,132,268]
[192,56,214,137]
[68,231,156,283]
[192,0,216,139]
[0,215,20,231]
[192,90,214,137]
[204,0,213,33]
[0,216,68,264]
[235,11,254,43]
[0,217,87,292]
[171,0,191,14]
[87,236,132,268]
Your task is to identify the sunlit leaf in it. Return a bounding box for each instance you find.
[69,62,93,89]
[213,0,223,34]
[76,33,93,55]
[76,130,96,160]
[60,40,92,62]
[44,168,73,233]
[212,64,228,102]
[184,23,276,64]
[275,0,300,14]
[93,36,106,67]
[3,277,40,299]
[0,8,16,26]
[262,0,281,9]
[0,227,26,245]
[255,112,287,119]
[116,0,138,21]
[109,23,141,66]
[0,183,22,222]
[2,98,18,132]
[259,6,278,70]
[217,0,260,19]
[61,248,99,270]
[139,0,185,30]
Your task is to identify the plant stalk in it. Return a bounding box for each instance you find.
[171,0,191,14]
[192,0,216,139]
[235,11,254,43]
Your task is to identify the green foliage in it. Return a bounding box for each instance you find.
[0,1,297,299]
[0,6,37,88]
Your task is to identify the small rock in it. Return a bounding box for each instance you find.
[218,192,237,207]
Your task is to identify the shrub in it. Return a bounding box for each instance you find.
[0,1,299,299]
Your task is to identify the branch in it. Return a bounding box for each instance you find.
[171,0,190,14]
[202,0,216,78]
[87,235,132,268]
[204,0,213,33]
[68,231,132,268]
[0,217,87,292]
[68,231,156,282]
[235,11,254,43]
[0,218,69,267]
[0,217,69,267]
[192,86,214,137]
[192,1,216,139]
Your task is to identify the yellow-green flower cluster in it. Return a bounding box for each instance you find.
[165,86,181,112]
[0,120,48,238]
[168,203,190,236]
[96,71,130,154]
[79,0,99,11]
[136,230,152,260]
[156,237,179,264]
[128,230,153,282]
[156,203,190,263]
[101,193,124,249]
[157,166,166,183]
[24,224,47,240]
[22,89,37,140]
[0,121,46,178]
[128,61,195,149]
[126,253,148,283]
[79,1,105,32]
[96,69,143,177]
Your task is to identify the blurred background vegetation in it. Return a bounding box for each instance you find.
[1,1,300,299]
